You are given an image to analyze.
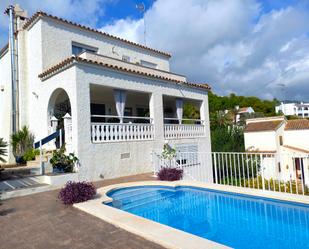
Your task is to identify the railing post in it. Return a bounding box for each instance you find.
[214,152,218,184]
[50,116,58,133]
[59,129,62,148]
[39,140,44,175]
[260,154,265,191]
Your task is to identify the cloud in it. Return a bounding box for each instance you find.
[100,0,309,101]
[0,0,108,46]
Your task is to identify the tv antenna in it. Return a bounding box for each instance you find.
[136,3,146,45]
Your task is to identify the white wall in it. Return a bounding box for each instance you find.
[71,64,211,181]
[284,130,309,151]
[244,131,277,151]
[40,17,170,72]
[0,52,12,162]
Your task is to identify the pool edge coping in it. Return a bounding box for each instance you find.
[74,181,309,249]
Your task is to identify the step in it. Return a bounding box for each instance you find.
[111,186,170,199]
[110,188,156,199]
[35,154,49,162]
[121,192,177,211]
[119,190,173,205]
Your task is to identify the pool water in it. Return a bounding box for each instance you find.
[106,186,309,249]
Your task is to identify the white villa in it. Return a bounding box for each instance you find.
[244,116,309,186]
[0,6,212,181]
[276,102,309,118]
[235,106,254,123]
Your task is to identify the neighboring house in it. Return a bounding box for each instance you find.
[0,5,212,181]
[235,106,255,123]
[244,116,309,186]
[275,102,309,118]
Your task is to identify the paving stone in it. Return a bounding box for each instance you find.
[0,173,164,249]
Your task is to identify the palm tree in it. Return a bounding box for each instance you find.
[0,138,8,163]
[11,126,34,158]
[210,111,230,129]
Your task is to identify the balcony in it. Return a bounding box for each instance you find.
[164,122,205,139]
[91,116,154,143]
[163,95,206,139]
[89,85,207,143]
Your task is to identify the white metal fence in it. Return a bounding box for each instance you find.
[153,151,309,196]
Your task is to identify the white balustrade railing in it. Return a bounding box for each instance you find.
[152,151,309,196]
[164,124,206,139]
[91,123,154,142]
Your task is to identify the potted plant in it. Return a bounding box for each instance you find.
[157,143,183,181]
[10,126,35,164]
[50,146,78,173]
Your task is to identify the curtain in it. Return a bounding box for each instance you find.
[175,98,183,124]
[113,89,127,123]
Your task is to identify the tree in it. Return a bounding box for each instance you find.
[0,138,8,163]
[11,126,35,159]
[211,126,245,152]
[183,103,200,124]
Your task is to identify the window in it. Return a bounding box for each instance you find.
[122,55,130,62]
[175,144,198,166]
[279,136,283,146]
[72,43,97,55]
[278,162,281,173]
[140,60,157,69]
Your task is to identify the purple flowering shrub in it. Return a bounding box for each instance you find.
[58,181,96,205]
[157,167,183,181]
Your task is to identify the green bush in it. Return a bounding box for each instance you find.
[23,148,40,161]
[50,146,78,173]
[11,126,34,158]
[220,176,309,195]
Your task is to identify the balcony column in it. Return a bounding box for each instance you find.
[200,96,213,183]
[150,92,164,141]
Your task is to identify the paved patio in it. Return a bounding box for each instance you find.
[0,173,165,249]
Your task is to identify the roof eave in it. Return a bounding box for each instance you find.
[23,11,171,58]
[38,56,211,91]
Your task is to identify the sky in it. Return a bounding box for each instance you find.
[1,0,309,101]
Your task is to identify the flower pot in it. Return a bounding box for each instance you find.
[15,156,26,164]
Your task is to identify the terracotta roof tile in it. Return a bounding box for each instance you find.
[244,120,283,132]
[23,11,171,58]
[38,55,211,91]
[285,119,309,130]
[282,145,309,153]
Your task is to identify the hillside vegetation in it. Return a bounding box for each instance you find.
[209,92,279,116]
[208,92,280,152]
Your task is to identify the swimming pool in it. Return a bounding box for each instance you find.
[106,185,309,249]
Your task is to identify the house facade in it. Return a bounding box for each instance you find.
[275,102,309,118]
[235,106,255,123]
[244,116,309,186]
[0,6,212,181]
